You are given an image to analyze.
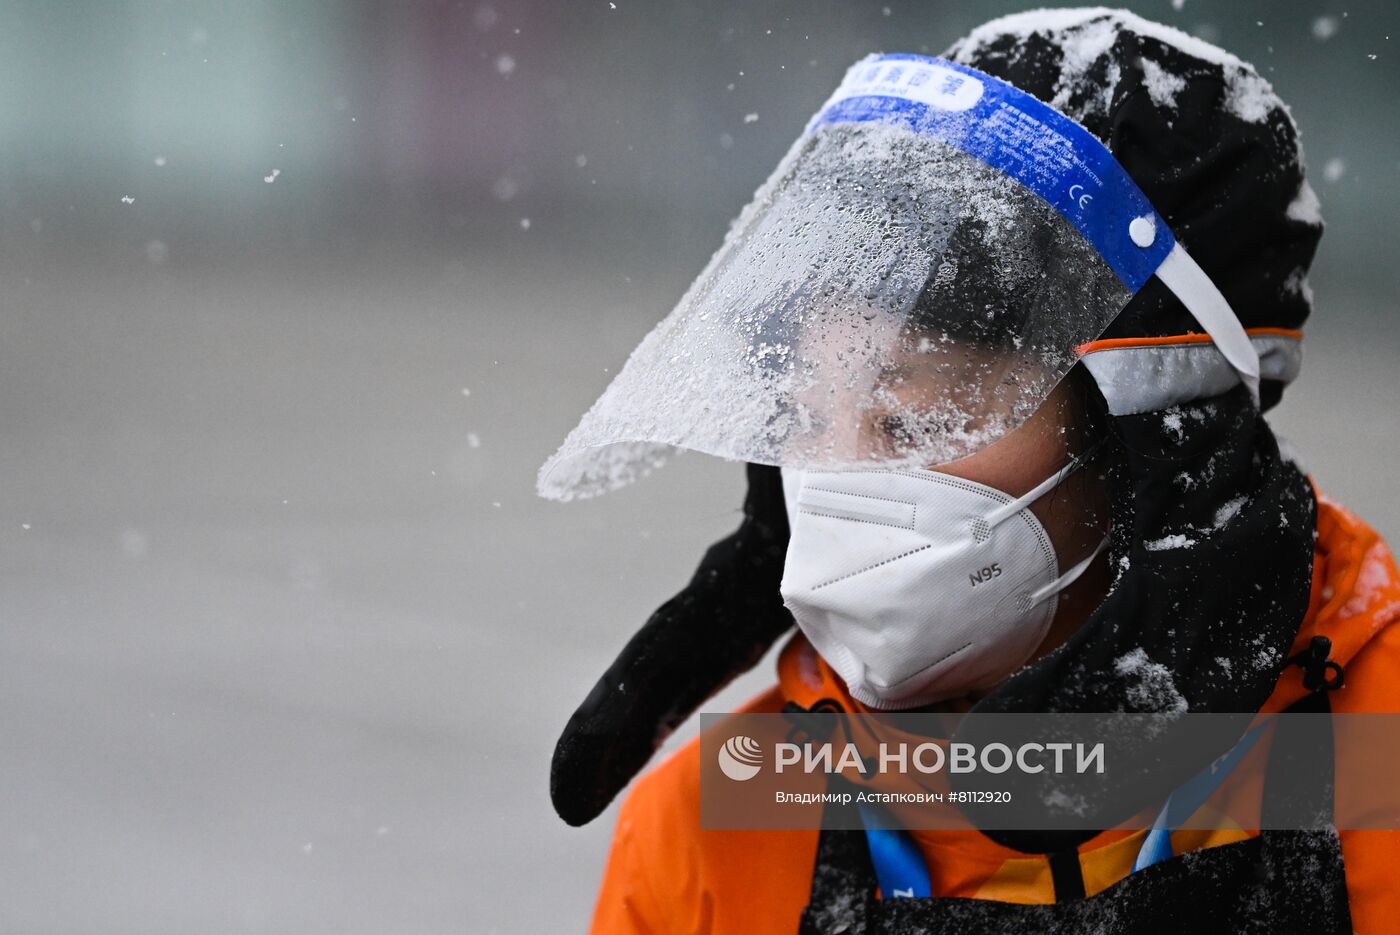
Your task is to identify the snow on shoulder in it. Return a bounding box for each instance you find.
[947,7,1286,128]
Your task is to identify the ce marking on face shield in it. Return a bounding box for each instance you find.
[1068,184,1094,211]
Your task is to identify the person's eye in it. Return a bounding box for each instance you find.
[878,414,913,446]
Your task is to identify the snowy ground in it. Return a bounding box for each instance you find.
[0,244,1393,934]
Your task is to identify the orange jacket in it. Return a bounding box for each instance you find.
[588,494,1400,934]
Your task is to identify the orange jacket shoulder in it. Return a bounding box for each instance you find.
[1309,496,1400,935]
[588,686,819,935]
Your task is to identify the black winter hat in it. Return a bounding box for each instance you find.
[947,8,1323,409]
[937,10,1322,851]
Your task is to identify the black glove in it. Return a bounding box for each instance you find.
[550,463,794,826]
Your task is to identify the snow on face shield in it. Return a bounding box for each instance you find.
[538,55,1259,501]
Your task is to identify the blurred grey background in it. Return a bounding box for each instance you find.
[0,1,1394,932]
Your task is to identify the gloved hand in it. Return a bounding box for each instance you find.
[550,463,794,826]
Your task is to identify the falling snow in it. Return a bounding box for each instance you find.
[1312,16,1339,40]
[473,4,499,31]
[492,176,519,201]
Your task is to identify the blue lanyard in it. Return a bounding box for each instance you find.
[858,803,932,899]
[857,723,1268,896]
[1133,723,1267,872]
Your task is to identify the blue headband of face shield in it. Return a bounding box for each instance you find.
[812,54,1259,400]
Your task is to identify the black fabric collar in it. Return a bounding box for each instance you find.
[957,384,1317,851]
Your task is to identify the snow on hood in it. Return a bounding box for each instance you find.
[947,7,1287,128]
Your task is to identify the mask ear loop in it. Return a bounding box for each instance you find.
[1028,535,1109,606]
[980,437,1108,532]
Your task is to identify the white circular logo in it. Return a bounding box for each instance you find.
[718,735,764,781]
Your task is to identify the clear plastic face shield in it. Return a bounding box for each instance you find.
[538,55,1258,501]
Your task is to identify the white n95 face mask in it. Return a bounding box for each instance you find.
[778,459,1105,710]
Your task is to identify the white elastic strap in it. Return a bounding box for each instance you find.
[1153,242,1260,407]
[982,460,1080,529]
[1029,536,1109,605]
[983,438,1106,530]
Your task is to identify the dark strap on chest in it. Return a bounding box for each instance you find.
[1047,848,1086,901]
[799,689,1350,934]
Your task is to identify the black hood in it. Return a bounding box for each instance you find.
[942,9,1323,851]
[947,7,1322,409]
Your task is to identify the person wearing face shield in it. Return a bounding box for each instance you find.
[539,9,1400,934]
